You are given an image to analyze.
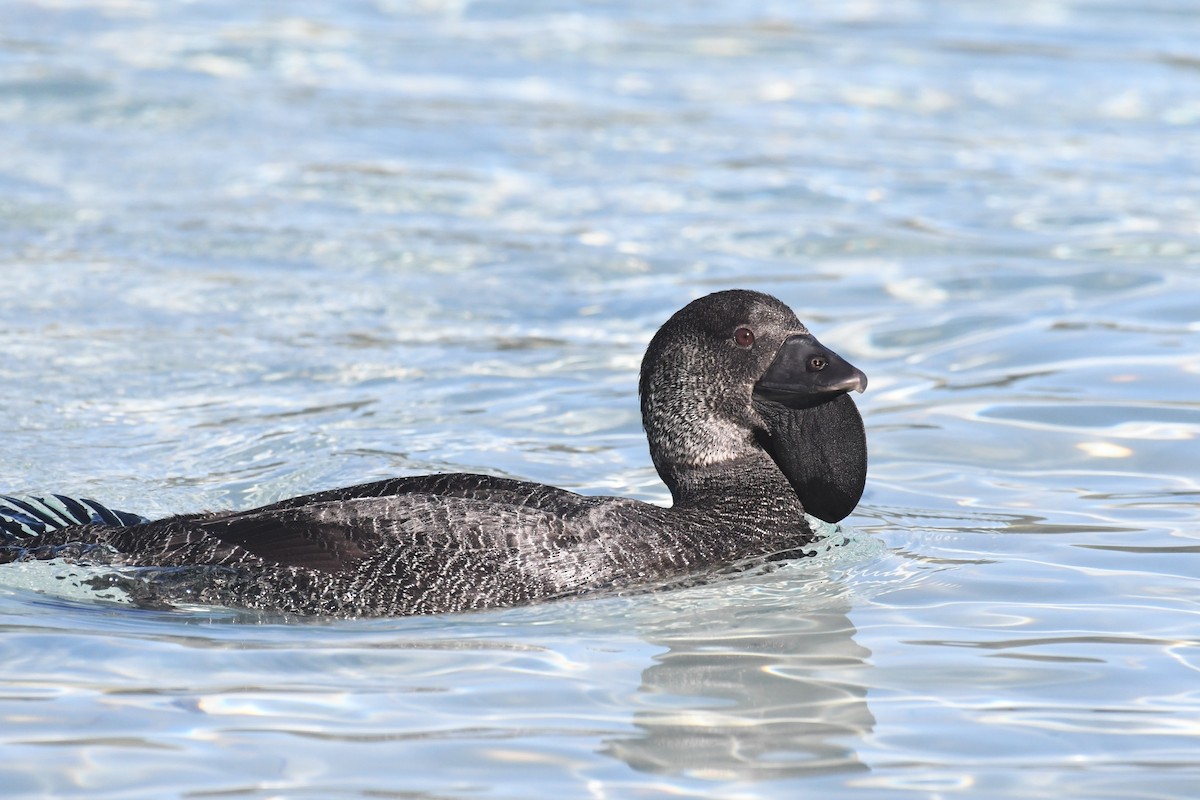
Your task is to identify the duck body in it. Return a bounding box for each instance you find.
[1,290,867,617]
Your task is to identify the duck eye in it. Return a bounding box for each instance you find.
[809,355,827,371]
[734,327,755,348]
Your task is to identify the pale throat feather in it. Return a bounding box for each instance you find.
[644,367,759,469]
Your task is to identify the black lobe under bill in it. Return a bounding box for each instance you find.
[751,333,868,523]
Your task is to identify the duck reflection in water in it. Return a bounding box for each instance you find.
[607,595,873,781]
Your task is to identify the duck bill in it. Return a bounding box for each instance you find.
[753,334,867,407]
[752,334,868,524]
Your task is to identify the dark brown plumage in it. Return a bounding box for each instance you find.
[1,290,867,617]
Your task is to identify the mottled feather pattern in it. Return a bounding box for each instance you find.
[0,291,867,617]
[1,468,815,616]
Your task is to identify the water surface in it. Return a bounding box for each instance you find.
[1,1,1198,797]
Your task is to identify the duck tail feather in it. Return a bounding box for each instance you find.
[0,494,149,541]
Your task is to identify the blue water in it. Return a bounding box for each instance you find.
[2,0,1199,797]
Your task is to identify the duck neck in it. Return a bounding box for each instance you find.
[659,450,805,520]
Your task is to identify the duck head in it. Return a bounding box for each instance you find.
[639,289,867,523]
